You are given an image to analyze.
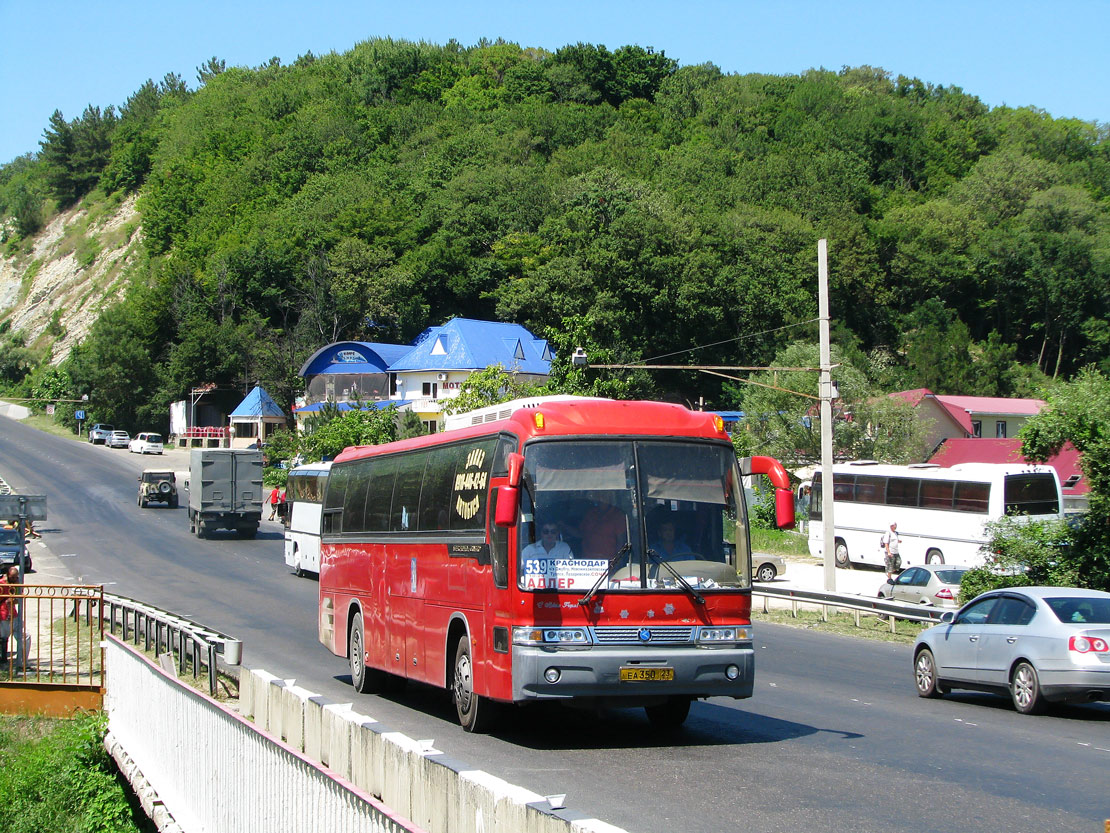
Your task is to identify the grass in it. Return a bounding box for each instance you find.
[752,604,931,644]
[16,412,79,441]
[0,712,153,832]
[750,527,812,558]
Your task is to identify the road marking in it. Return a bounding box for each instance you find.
[59,553,78,558]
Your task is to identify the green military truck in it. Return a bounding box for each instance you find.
[185,448,264,538]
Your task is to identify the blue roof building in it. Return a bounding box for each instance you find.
[389,318,552,375]
[229,385,288,445]
[293,319,552,434]
[297,341,411,405]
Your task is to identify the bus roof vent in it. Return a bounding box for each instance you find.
[847,460,878,466]
[909,463,941,468]
[442,395,606,432]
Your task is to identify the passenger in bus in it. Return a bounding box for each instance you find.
[571,494,628,558]
[521,523,573,559]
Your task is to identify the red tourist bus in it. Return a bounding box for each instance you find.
[318,398,794,732]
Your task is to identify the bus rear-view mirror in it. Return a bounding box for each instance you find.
[507,453,525,488]
[775,488,796,530]
[495,485,519,527]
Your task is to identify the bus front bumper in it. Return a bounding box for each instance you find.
[511,644,755,703]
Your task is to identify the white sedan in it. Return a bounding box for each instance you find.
[128,432,164,454]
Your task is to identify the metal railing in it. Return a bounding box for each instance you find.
[102,592,242,697]
[752,584,947,632]
[1,584,104,685]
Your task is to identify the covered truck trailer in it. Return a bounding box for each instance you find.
[186,448,264,538]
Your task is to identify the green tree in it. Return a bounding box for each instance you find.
[442,363,542,415]
[299,403,397,461]
[1019,367,1110,590]
[732,342,929,467]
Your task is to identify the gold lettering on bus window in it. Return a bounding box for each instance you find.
[453,444,489,521]
[456,494,481,519]
[465,447,486,470]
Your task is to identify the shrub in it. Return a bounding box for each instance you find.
[0,712,148,832]
[957,516,1076,603]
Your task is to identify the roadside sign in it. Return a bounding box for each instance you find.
[75,409,86,420]
[0,494,47,521]
[46,404,55,415]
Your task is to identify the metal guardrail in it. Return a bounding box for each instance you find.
[102,593,242,697]
[752,584,948,631]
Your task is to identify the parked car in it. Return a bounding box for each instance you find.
[913,586,1110,714]
[88,423,114,444]
[879,564,970,608]
[0,525,31,571]
[138,470,178,508]
[128,432,164,455]
[106,430,131,449]
[753,553,786,583]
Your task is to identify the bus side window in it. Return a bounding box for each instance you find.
[489,488,508,588]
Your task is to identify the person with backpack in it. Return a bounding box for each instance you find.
[880,522,901,580]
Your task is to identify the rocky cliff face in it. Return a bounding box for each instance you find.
[0,194,141,364]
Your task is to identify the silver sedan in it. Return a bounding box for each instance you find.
[879,564,969,607]
[106,430,131,449]
[913,586,1110,714]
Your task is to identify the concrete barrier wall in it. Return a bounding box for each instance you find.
[104,637,425,833]
[239,667,631,833]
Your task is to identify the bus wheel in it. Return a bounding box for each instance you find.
[925,548,945,565]
[834,538,851,569]
[453,635,494,733]
[645,697,691,730]
[349,613,375,694]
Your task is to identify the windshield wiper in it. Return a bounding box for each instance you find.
[646,548,706,605]
[578,544,632,607]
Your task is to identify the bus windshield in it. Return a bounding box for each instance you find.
[517,440,749,592]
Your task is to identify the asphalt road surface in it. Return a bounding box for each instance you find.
[2,416,1107,833]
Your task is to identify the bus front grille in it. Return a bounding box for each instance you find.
[591,626,695,644]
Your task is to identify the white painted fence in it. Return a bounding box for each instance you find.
[104,635,422,833]
[104,634,628,833]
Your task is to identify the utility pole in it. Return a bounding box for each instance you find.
[818,239,836,592]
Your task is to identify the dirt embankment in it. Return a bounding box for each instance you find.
[0,195,142,363]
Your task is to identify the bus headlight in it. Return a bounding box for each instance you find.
[544,667,561,683]
[697,626,749,643]
[725,664,740,680]
[513,627,590,646]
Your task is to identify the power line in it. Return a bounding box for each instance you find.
[643,317,825,364]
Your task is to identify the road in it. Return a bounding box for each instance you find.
[2,416,1108,833]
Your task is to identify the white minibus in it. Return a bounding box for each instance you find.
[283,461,331,576]
[808,462,1063,569]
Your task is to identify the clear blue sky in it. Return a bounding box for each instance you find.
[2,0,1107,165]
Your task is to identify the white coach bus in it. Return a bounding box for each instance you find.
[283,461,331,577]
[808,462,1063,569]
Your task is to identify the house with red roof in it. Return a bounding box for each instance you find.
[932,394,1046,440]
[929,437,1088,513]
[888,389,1047,457]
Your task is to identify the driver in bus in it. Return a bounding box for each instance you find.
[521,523,573,559]
[650,517,694,560]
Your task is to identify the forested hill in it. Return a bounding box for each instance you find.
[0,39,1107,429]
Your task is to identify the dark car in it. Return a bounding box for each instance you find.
[0,526,31,571]
[914,586,1110,714]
